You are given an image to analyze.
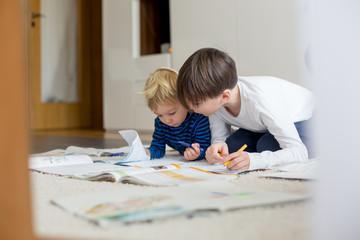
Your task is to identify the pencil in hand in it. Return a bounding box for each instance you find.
[178,141,205,153]
[224,144,247,166]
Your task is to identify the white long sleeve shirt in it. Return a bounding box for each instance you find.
[209,76,315,170]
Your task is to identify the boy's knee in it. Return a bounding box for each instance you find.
[256,133,281,152]
[226,129,261,153]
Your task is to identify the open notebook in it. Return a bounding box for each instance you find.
[28,130,150,176]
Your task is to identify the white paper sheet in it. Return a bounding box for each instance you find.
[117,130,150,163]
[29,155,92,168]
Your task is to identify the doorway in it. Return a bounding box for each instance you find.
[28,0,103,130]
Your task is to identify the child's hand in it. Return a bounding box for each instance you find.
[183,143,201,160]
[205,142,229,165]
[221,151,250,170]
[145,148,151,157]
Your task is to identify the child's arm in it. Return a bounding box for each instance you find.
[205,113,233,163]
[191,115,212,160]
[209,113,232,143]
[147,119,166,159]
[247,105,309,169]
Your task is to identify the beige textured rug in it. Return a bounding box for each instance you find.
[30,169,314,240]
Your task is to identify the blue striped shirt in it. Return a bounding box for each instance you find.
[148,112,211,160]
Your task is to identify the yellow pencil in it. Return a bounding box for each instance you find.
[224,144,247,166]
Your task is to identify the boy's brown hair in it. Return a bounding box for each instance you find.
[177,48,238,109]
[143,67,178,111]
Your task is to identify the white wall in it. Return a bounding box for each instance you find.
[235,0,301,83]
[170,0,238,71]
[171,0,302,83]
[103,0,171,131]
[103,0,305,131]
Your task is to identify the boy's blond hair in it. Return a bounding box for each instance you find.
[143,67,178,111]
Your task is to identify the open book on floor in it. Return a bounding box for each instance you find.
[29,129,251,185]
[29,154,127,176]
[51,180,309,226]
[63,130,150,163]
[28,155,185,177]
[29,130,151,176]
[72,160,239,187]
[29,153,242,186]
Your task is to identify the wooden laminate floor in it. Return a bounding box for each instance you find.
[30,129,152,154]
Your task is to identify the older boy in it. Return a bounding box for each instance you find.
[143,67,211,160]
[177,48,315,170]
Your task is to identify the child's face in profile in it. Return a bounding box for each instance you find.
[154,101,188,127]
[187,95,223,116]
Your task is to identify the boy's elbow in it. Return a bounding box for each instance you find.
[295,144,309,162]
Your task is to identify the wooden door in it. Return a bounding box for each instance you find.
[28,0,96,130]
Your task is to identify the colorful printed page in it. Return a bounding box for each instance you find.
[123,159,248,174]
[70,159,187,182]
[119,167,238,186]
[71,160,244,183]
[52,183,191,226]
[168,180,309,212]
[179,160,250,174]
[122,158,186,169]
[51,180,308,226]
